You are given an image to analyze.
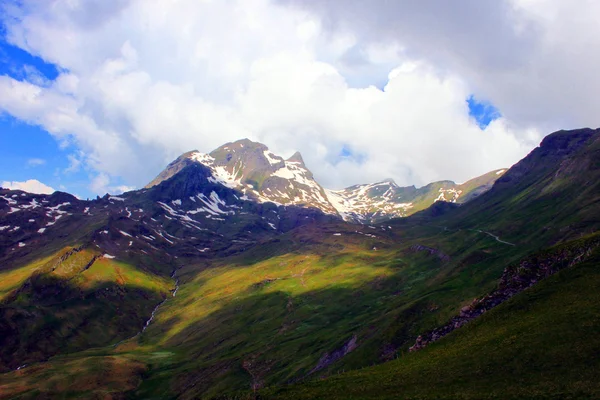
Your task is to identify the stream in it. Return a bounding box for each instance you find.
[142,270,180,332]
[112,268,180,347]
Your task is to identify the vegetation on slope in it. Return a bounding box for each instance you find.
[260,246,600,400]
[0,246,172,373]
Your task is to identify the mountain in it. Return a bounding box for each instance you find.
[146,139,336,214]
[146,138,504,223]
[1,128,599,399]
[326,170,505,223]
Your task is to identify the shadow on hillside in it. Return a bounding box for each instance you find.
[0,273,166,372]
[133,270,472,400]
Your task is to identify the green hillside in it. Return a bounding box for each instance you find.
[261,243,600,400]
[0,128,599,399]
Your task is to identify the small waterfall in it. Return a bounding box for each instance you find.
[142,299,166,332]
[114,267,180,346]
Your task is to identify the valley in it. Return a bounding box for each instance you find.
[0,128,599,399]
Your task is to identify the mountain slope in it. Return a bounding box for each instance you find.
[443,127,600,247]
[261,240,600,400]
[1,128,599,399]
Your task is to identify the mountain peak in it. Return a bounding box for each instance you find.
[214,138,267,152]
[287,151,305,164]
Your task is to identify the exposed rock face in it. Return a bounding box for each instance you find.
[309,335,358,375]
[147,139,337,215]
[145,139,505,224]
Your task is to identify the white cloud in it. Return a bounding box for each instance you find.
[1,179,55,194]
[1,0,597,193]
[282,0,600,132]
[89,173,135,195]
[27,158,46,167]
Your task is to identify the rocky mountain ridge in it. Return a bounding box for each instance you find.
[146,139,505,224]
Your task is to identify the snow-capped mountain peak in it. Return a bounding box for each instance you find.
[146,140,505,224]
[154,139,337,213]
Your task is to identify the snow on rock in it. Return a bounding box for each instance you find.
[263,150,282,166]
[0,226,10,231]
[0,195,17,205]
[434,188,462,203]
[47,202,70,211]
[190,152,242,189]
[18,242,26,247]
[20,199,41,210]
[119,230,132,237]
[194,192,234,215]
[109,196,125,202]
[326,181,414,223]
[103,254,116,259]
[38,228,46,234]
[187,149,335,214]
[46,215,63,226]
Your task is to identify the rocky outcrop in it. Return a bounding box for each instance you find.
[410,234,600,352]
[409,244,450,263]
[309,335,358,375]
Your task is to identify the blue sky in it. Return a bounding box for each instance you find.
[0,38,137,198]
[0,39,93,197]
[467,96,501,129]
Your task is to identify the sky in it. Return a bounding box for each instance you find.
[1,0,599,199]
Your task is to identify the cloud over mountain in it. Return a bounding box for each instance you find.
[1,179,55,194]
[1,0,598,195]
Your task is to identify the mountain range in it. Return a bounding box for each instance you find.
[146,138,505,223]
[1,128,599,399]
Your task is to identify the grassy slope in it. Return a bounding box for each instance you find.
[0,219,522,399]
[0,246,172,373]
[2,129,598,398]
[118,219,529,399]
[261,248,600,400]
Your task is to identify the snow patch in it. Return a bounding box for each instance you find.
[263,150,282,166]
[103,254,116,259]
